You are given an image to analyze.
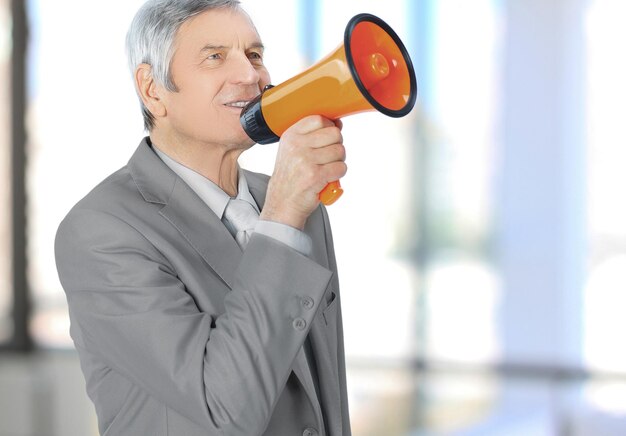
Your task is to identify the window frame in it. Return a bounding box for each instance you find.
[1,0,32,352]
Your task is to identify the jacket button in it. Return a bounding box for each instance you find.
[293,318,307,331]
[303,428,318,436]
[301,296,314,310]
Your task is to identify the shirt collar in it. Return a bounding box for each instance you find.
[152,145,260,219]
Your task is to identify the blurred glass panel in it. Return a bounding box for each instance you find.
[584,0,626,375]
[420,0,501,364]
[0,0,12,343]
[27,0,146,347]
[425,260,500,364]
[426,0,499,240]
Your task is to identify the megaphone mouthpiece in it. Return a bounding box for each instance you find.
[358,52,391,89]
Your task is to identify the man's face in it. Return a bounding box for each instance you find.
[160,7,270,147]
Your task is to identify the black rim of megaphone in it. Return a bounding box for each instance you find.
[344,13,417,118]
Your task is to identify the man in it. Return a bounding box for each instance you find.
[54,0,350,435]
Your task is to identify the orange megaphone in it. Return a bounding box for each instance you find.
[240,13,417,205]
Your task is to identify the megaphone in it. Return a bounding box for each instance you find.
[240,13,417,205]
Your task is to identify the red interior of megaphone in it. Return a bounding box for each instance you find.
[347,17,415,116]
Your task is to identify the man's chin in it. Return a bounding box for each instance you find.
[236,132,256,149]
[220,134,256,152]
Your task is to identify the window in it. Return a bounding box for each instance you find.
[27,0,146,347]
[413,0,501,365]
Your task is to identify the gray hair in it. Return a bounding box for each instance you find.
[126,0,241,131]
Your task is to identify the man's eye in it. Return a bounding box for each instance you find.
[248,52,263,60]
[207,53,222,60]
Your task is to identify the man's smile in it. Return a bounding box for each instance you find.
[224,100,251,108]
[222,92,260,110]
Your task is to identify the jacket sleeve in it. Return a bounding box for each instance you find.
[55,207,333,435]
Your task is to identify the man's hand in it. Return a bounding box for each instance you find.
[260,115,347,230]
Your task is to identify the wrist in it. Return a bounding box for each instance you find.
[259,207,307,231]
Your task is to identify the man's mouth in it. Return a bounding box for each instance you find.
[224,100,252,109]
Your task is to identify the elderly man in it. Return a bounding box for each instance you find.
[54,0,350,435]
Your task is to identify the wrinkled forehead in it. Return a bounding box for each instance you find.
[174,6,262,53]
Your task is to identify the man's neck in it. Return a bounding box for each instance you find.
[149,129,242,197]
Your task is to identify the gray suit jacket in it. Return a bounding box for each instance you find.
[55,138,351,436]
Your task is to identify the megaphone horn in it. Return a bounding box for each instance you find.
[240,13,417,205]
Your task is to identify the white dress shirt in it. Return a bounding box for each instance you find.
[152,145,313,256]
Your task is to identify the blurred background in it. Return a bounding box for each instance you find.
[1,0,625,434]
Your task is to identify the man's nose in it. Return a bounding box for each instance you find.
[229,55,260,85]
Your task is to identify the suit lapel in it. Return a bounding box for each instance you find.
[128,138,242,289]
[159,180,243,288]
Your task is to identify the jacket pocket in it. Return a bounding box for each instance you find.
[322,291,337,326]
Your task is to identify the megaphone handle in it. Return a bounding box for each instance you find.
[319,180,344,206]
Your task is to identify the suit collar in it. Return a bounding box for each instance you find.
[129,137,268,207]
[128,137,246,288]
[128,137,177,205]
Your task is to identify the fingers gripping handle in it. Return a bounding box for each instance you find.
[319,180,344,205]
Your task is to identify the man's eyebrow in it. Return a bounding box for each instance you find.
[199,44,228,54]
[198,42,265,54]
[248,42,265,51]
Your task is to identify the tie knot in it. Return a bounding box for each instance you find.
[224,199,259,249]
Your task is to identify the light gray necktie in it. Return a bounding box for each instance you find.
[223,198,259,249]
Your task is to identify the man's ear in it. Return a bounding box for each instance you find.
[135,64,167,118]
